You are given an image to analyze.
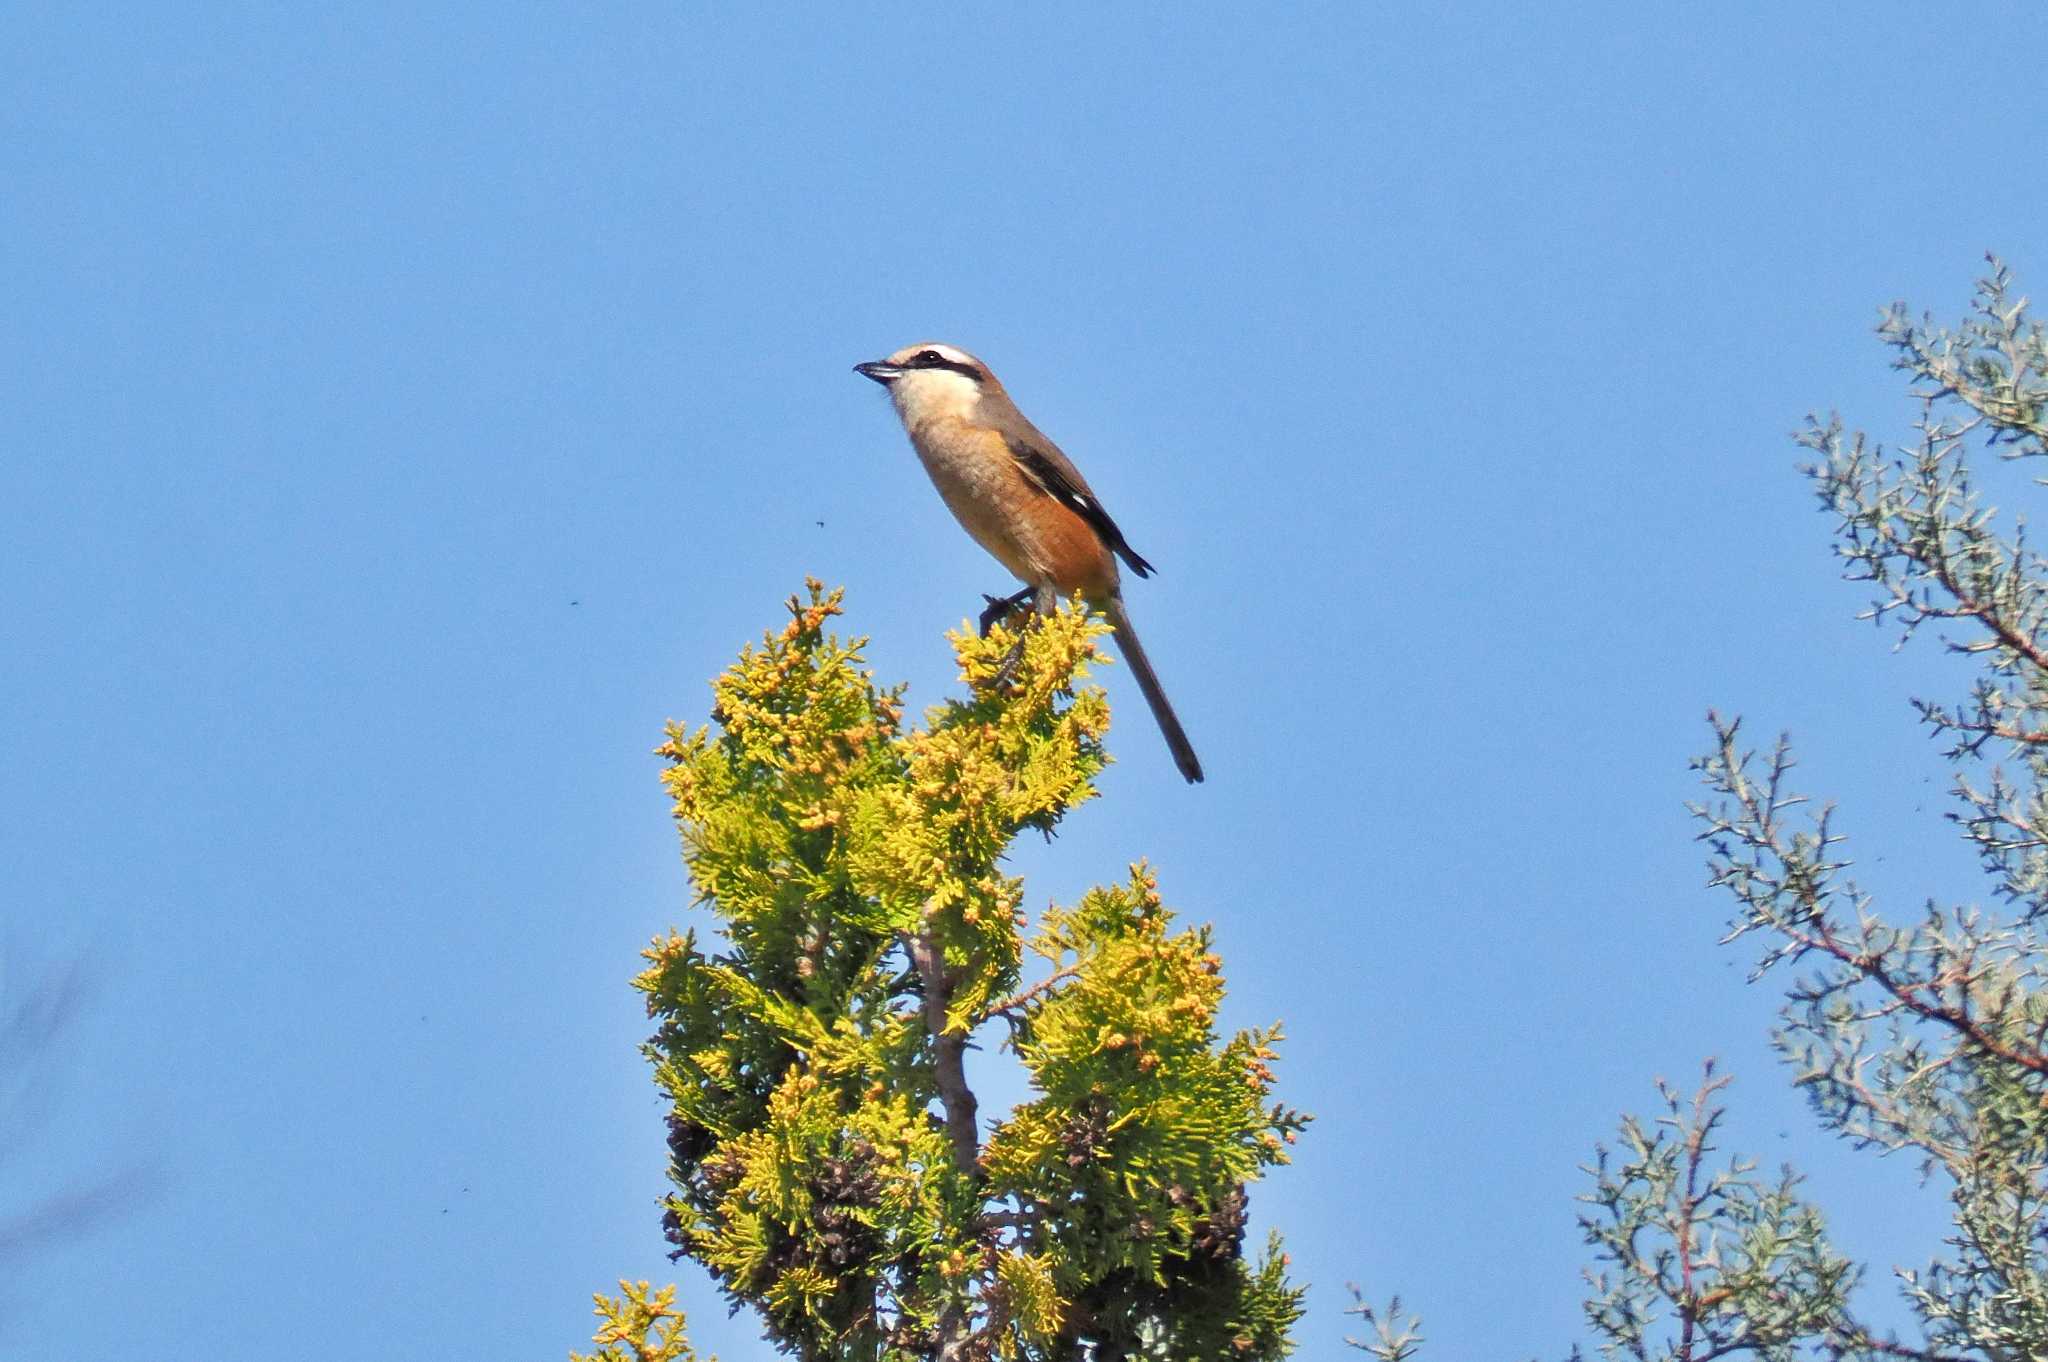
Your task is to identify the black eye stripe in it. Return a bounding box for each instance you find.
[905,351,983,380]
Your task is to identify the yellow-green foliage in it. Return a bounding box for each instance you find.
[571,1281,708,1362]
[634,583,1305,1360]
[984,870,1302,1280]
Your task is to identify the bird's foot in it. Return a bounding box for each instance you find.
[977,586,1037,638]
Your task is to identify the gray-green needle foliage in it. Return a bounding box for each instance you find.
[1355,261,2048,1361]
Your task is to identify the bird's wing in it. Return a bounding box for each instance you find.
[999,429,1155,579]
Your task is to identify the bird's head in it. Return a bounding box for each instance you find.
[854,343,994,422]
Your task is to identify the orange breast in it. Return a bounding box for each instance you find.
[908,418,1118,597]
[1026,501,1118,598]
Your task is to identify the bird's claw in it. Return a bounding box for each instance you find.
[978,594,1012,639]
[977,586,1036,638]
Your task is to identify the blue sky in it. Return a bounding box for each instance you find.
[6,5,2047,1357]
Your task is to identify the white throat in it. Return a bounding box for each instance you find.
[891,368,984,427]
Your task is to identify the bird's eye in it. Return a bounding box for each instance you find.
[915,350,944,365]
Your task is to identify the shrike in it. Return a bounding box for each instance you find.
[854,343,1203,784]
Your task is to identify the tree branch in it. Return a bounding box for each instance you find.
[987,963,1084,1018]
[1784,908,2048,1079]
[1705,721,2048,1079]
[905,930,981,1175]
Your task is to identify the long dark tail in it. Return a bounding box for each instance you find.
[1103,594,1203,784]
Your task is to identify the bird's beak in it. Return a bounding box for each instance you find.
[854,360,903,385]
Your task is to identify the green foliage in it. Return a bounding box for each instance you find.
[1344,1294,1424,1362]
[1691,258,2048,1359]
[1353,262,2048,1360]
[571,1281,708,1362]
[1575,1067,1854,1361]
[633,582,1304,1360]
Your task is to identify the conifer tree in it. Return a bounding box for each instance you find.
[1351,261,2048,1360]
[597,586,1304,1361]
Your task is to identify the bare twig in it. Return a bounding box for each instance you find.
[987,963,1084,1018]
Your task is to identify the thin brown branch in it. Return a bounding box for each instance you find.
[1785,908,2048,1079]
[1976,720,2048,746]
[1831,1324,1980,1362]
[987,963,1084,1018]
[1713,724,2048,1079]
[1674,1070,1726,1362]
[904,930,981,1176]
[979,1207,1045,1236]
[1928,553,2048,678]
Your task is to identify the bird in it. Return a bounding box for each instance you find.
[854,342,1203,784]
